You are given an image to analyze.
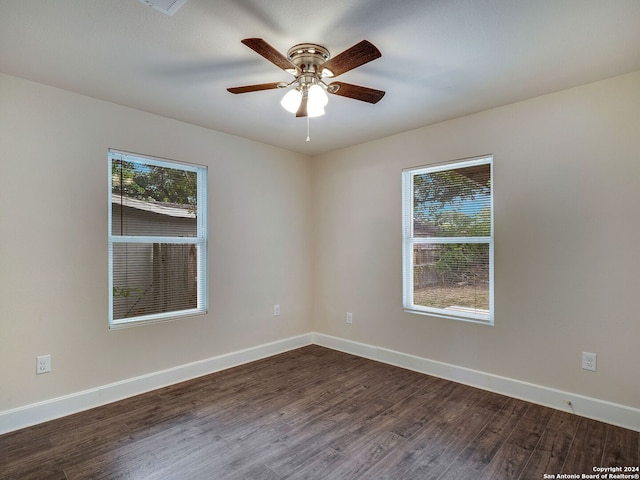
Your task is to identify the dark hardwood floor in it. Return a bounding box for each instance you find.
[1,345,638,479]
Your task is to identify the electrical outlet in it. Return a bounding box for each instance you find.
[346,312,353,324]
[37,355,51,375]
[582,352,597,371]
[273,304,280,316]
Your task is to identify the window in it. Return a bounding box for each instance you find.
[108,150,208,328]
[402,156,493,324]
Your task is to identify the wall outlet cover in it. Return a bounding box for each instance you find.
[37,355,51,374]
[582,352,597,372]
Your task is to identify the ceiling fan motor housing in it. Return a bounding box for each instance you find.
[287,44,331,75]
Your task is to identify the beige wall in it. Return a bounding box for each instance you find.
[0,73,312,411]
[311,71,640,409]
[1,70,638,416]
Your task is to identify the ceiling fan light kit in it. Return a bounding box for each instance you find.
[280,84,327,117]
[228,38,385,123]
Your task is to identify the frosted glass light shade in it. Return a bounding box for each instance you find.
[307,105,325,117]
[308,84,328,107]
[281,89,302,113]
[307,85,328,117]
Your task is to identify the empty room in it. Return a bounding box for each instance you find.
[0,1,639,479]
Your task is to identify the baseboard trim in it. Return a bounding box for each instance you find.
[312,333,640,432]
[2,332,638,435]
[0,333,313,435]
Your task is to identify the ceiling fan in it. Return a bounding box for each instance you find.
[227,38,385,118]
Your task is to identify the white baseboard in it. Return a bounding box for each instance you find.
[311,333,640,432]
[0,333,313,435]
[2,332,638,435]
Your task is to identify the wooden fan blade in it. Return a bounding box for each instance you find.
[320,40,381,77]
[327,82,385,104]
[227,82,284,94]
[296,93,308,117]
[241,38,300,73]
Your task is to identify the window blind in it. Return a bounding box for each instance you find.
[108,150,208,327]
[402,156,493,324]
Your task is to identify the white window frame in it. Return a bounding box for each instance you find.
[402,155,494,325]
[108,149,208,328]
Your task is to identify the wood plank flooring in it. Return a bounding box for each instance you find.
[1,345,638,479]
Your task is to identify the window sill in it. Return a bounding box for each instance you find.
[403,306,494,326]
[109,309,207,330]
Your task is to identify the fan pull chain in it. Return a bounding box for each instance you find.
[306,117,310,142]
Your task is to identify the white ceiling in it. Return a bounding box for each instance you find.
[1,0,639,156]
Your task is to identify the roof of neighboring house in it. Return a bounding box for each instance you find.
[111,194,195,219]
[413,218,439,237]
